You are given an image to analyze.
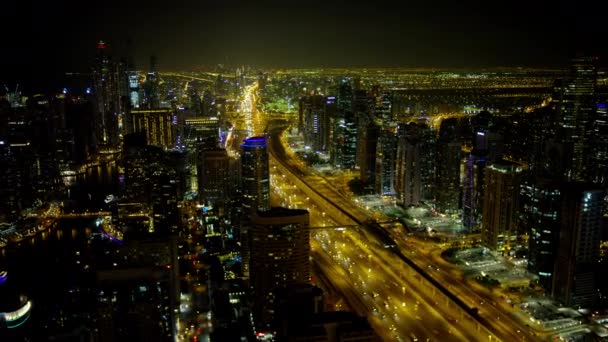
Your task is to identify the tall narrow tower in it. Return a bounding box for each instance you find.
[555,56,597,181]
[92,40,120,147]
[240,136,270,213]
[240,136,270,279]
[481,160,523,251]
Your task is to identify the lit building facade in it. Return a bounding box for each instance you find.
[250,208,310,328]
[553,184,604,307]
[240,137,270,213]
[301,95,331,152]
[130,109,175,148]
[462,153,487,231]
[434,119,461,213]
[523,180,562,291]
[554,56,597,181]
[481,160,522,251]
[589,101,608,185]
[396,123,421,206]
[331,79,357,169]
[375,124,398,196]
[240,136,270,279]
[197,147,229,214]
[91,41,126,147]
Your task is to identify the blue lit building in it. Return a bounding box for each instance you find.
[241,137,270,213]
[240,136,270,279]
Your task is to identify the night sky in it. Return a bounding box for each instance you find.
[1,0,605,92]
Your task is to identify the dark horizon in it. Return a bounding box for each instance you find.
[2,0,606,93]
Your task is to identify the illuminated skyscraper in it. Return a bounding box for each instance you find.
[240,136,270,279]
[358,114,379,187]
[130,109,175,148]
[143,56,160,109]
[523,180,562,291]
[462,112,503,230]
[197,147,229,214]
[128,72,140,109]
[92,41,121,147]
[589,101,608,185]
[353,89,373,169]
[553,184,604,307]
[481,160,523,251]
[435,119,461,213]
[375,124,398,196]
[396,123,421,206]
[240,137,270,213]
[250,208,310,329]
[395,121,435,206]
[331,79,357,169]
[554,56,597,181]
[301,95,330,152]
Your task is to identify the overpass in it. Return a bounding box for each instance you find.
[58,211,111,219]
[268,121,538,341]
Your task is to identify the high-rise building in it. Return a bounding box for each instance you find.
[240,136,270,279]
[358,115,379,187]
[197,147,229,214]
[95,236,179,341]
[481,160,523,251]
[523,179,562,291]
[554,56,597,181]
[462,112,503,230]
[151,168,180,235]
[301,95,330,152]
[395,121,435,206]
[240,136,270,213]
[396,123,421,206]
[375,124,398,196]
[374,91,392,122]
[419,122,436,201]
[183,117,220,147]
[91,41,124,148]
[331,79,357,169]
[462,153,487,230]
[250,208,310,328]
[128,71,140,109]
[130,109,175,148]
[122,132,149,200]
[589,101,608,185]
[435,119,461,213]
[143,56,160,109]
[353,89,372,169]
[553,184,604,307]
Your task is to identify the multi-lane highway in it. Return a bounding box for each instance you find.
[269,157,481,341]
[236,79,541,341]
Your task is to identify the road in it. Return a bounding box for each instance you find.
[238,80,540,341]
[270,157,479,341]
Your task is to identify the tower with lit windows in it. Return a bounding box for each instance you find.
[481,160,522,251]
[249,207,310,329]
[92,40,121,147]
[240,137,270,213]
[554,56,597,181]
[240,136,270,278]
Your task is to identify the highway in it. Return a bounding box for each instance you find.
[270,159,480,341]
[268,129,544,341]
[237,79,540,341]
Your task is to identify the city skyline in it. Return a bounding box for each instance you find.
[2,0,606,92]
[1,2,608,341]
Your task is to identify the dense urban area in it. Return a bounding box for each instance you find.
[0,41,607,342]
